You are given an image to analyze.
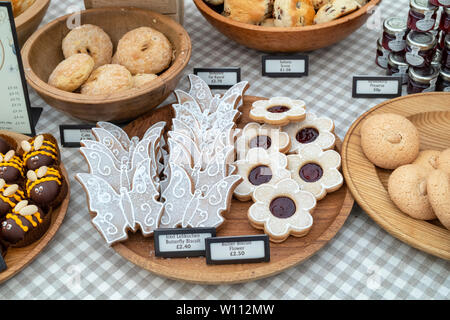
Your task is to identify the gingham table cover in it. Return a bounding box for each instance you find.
[0,0,449,300]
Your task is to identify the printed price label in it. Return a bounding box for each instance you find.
[205,235,270,265]
[0,3,35,135]
[59,125,96,148]
[194,68,241,89]
[352,76,402,98]
[154,228,216,258]
[262,55,309,77]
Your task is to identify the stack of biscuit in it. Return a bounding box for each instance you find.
[360,113,450,230]
[205,0,368,27]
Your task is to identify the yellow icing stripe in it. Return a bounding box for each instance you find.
[24,215,38,228]
[6,213,28,232]
[27,176,62,196]
[23,150,58,163]
[0,194,19,207]
[0,162,24,175]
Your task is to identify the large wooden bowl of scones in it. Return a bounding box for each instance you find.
[10,0,51,46]
[194,0,381,52]
[21,7,191,123]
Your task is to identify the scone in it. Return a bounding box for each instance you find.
[48,54,95,92]
[114,27,173,75]
[437,148,450,174]
[427,169,450,230]
[311,0,332,10]
[133,74,158,89]
[273,0,315,27]
[81,64,133,96]
[62,24,113,70]
[314,0,359,24]
[223,0,274,25]
[412,150,441,172]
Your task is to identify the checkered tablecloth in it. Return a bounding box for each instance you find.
[1,0,449,300]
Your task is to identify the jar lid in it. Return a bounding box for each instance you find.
[432,49,442,67]
[383,17,407,35]
[440,68,450,82]
[406,31,437,50]
[410,0,438,14]
[446,34,450,48]
[388,52,408,67]
[409,66,440,84]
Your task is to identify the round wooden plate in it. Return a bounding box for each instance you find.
[342,92,450,260]
[96,95,355,285]
[0,130,70,283]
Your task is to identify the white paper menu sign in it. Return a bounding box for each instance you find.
[0,4,34,135]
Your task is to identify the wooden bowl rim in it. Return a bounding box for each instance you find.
[14,0,50,27]
[0,130,71,283]
[21,6,192,104]
[101,96,355,285]
[193,0,382,32]
[341,92,450,260]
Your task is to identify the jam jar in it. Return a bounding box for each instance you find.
[430,0,450,7]
[442,33,450,69]
[376,37,390,69]
[407,66,440,93]
[407,0,439,32]
[432,48,443,68]
[387,52,409,84]
[440,7,450,32]
[382,17,408,52]
[405,31,437,68]
[436,67,450,91]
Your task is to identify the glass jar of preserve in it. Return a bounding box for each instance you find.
[436,67,450,91]
[432,48,443,68]
[407,66,440,93]
[407,0,439,32]
[429,0,450,7]
[440,7,450,32]
[442,33,450,69]
[387,52,409,84]
[382,17,408,52]
[405,31,437,68]
[376,37,390,69]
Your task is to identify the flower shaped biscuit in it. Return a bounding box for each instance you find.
[248,178,316,243]
[234,148,291,201]
[235,122,291,160]
[287,144,343,200]
[249,97,306,126]
[282,112,335,154]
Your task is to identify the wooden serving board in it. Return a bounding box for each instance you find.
[95,95,355,284]
[342,92,450,260]
[0,130,70,283]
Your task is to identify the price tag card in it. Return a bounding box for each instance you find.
[205,235,270,265]
[352,76,402,98]
[0,2,36,136]
[193,68,241,89]
[59,125,96,148]
[154,228,216,258]
[262,55,309,77]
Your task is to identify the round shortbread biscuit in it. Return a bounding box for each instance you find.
[62,24,113,70]
[437,148,450,174]
[48,53,95,92]
[80,64,133,96]
[133,74,158,89]
[114,27,173,75]
[427,169,450,230]
[388,164,436,220]
[412,150,441,172]
[361,113,420,170]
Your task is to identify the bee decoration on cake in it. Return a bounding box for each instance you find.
[0,150,25,184]
[21,134,60,171]
[0,179,25,219]
[25,166,67,209]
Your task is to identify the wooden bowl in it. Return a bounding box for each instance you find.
[21,7,192,123]
[15,0,51,47]
[0,130,70,283]
[193,0,381,52]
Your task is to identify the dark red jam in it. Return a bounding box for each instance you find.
[267,105,290,113]
[269,197,296,219]
[296,127,319,144]
[382,17,407,52]
[440,7,450,33]
[436,68,450,91]
[299,163,323,183]
[407,0,438,32]
[405,31,437,68]
[430,0,450,7]
[249,135,272,149]
[376,38,390,69]
[407,66,439,94]
[387,52,409,84]
[248,165,272,186]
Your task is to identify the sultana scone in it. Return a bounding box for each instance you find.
[81,64,133,96]
[273,0,315,27]
[62,24,113,70]
[114,27,173,75]
[223,0,274,25]
[48,54,95,92]
[313,0,359,24]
